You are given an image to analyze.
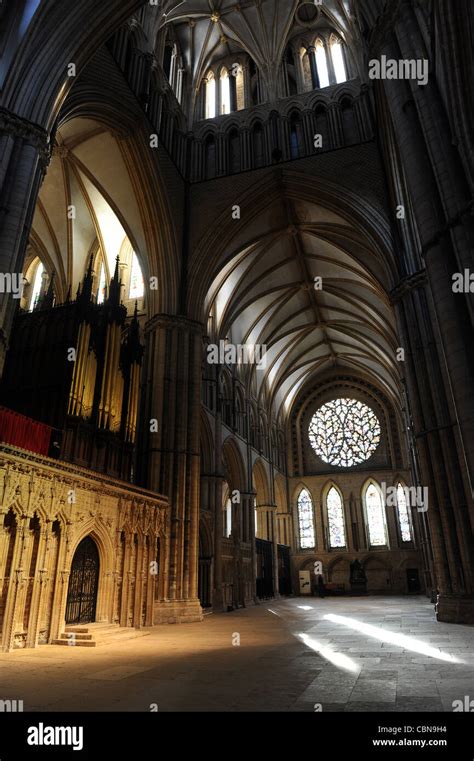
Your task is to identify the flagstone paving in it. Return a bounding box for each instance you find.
[0,596,472,712]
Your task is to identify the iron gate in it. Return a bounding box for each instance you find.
[65,536,100,624]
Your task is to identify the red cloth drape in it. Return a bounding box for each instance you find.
[0,406,52,456]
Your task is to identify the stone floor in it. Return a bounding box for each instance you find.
[1,596,473,712]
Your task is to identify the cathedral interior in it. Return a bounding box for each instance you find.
[0,0,473,716]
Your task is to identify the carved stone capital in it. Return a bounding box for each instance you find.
[390,269,428,304]
[0,108,51,168]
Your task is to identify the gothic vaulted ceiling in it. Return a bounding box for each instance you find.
[158,0,357,93]
[204,194,399,423]
[30,118,147,302]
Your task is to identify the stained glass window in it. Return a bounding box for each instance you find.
[298,488,315,549]
[315,39,330,88]
[235,65,245,110]
[331,38,347,83]
[326,486,346,548]
[308,398,381,467]
[223,497,232,538]
[29,261,44,310]
[397,482,412,542]
[205,72,216,119]
[97,263,106,304]
[129,252,144,299]
[365,482,387,546]
[220,68,230,115]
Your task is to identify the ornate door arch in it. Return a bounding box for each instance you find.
[65,536,100,624]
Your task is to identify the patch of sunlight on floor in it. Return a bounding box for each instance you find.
[298,632,360,673]
[324,613,460,663]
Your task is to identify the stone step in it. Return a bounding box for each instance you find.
[51,638,97,647]
[65,623,120,634]
[60,632,93,641]
[52,625,150,647]
[94,629,151,645]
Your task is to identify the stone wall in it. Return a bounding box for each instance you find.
[0,444,167,651]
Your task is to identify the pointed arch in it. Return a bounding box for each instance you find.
[296,486,315,549]
[219,66,231,115]
[329,33,347,84]
[252,458,270,506]
[221,479,233,539]
[200,408,214,474]
[300,46,313,92]
[314,37,329,88]
[362,479,389,548]
[322,482,347,549]
[395,480,413,543]
[205,70,216,119]
[222,436,246,492]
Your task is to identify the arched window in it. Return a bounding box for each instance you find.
[330,36,347,83]
[315,38,330,88]
[300,47,313,92]
[396,482,413,542]
[205,72,216,119]
[163,44,173,81]
[129,252,144,299]
[220,68,231,115]
[364,482,388,546]
[326,486,346,548]
[223,496,232,538]
[29,260,45,310]
[297,488,315,549]
[235,64,245,110]
[285,46,297,96]
[97,262,106,304]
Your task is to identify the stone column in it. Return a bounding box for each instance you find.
[240,491,257,603]
[307,47,320,90]
[242,63,252,109]
[205,474,224,610]
[255,503,279,597]
[0,109,51,375]
[392,276,474,622]
[376,14,474,621]
[0,512,24,651]
[302,109,316,155]
[119,534,132,627]
[229,68,238,112]
[132,534,146,628]
[241,127,252,171]
[25,521,49,648]
[328,102,343,148]
[139,315,203,623]
[48,521,70,642]
[144,533,156,626]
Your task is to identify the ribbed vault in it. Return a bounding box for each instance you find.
[203,186,401,424]
[158,0,358,99]
[28,112,178,315]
